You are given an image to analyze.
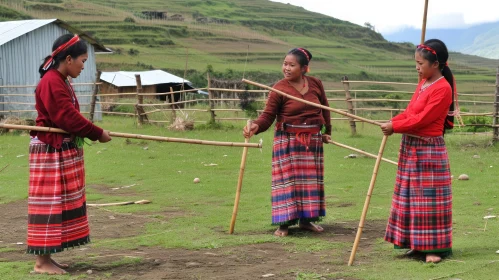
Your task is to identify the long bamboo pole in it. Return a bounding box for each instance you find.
[327,140,397,166]
[242,79,382,126]
[229,120,252,234]
[421,0,429,44]
[242,78,390,266]
[348,135,389,266]
[419,0,429,83]
[0,123,262,148]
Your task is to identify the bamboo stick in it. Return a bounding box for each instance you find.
[229,120,252,234]
[0,123,262,148]
[208,88,267,93]
[0,102,34,105]
[96,111,135,116]
[96,102,136,105]
[340,81,418,86]
[342,76,357,135]
[327,140,397,166]
[97,92,138,96]
[349,90,414,93]
[87,200,151,207]
[242,79,382,126]
[348,135,389,266]
[139,88,206,96]
[89,71,100,123]
[0,83,102,88]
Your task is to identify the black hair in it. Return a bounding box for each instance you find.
[287,48,313,68]
[39,34,88,78]
[417,39,455,131]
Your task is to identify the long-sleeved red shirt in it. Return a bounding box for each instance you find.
[253,76,331,135]
[391,78,452,137]
[30,69,103,149]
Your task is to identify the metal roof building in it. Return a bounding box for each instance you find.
[100,70,192,88]
[100,70,196,103]
[0,19,110,119]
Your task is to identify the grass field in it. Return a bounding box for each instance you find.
[0,116,498,279]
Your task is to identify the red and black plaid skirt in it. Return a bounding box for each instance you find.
[27,137,90,255]
[384,135,452,252]
[271,123,326,225]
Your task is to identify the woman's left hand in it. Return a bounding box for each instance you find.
[322,134,331,143]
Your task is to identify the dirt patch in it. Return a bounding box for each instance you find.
[0,200,386,279]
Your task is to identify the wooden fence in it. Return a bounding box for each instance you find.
[2,71,498,142]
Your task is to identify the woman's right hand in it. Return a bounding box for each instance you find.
[243,123,259,138]
[380,122,393,136]
[98,130,112,143]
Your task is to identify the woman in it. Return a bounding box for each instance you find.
[381,39,454,263]
[28,34,112,274]
[243,48,331,237]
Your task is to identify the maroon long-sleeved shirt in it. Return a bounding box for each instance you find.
[253,76,331,135]
[30,69,103,149]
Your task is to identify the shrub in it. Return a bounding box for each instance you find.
[124,17,135,23]
[128,48,140,56]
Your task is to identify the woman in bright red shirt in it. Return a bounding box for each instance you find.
[381,39,454,263]
[28,34,112,274]
[243,48,331,237]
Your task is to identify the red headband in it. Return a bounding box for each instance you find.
[42,35,81,71]
[297,48,310,62]
[416,44,437,55]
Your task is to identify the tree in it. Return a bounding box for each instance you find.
[364,22,375,31]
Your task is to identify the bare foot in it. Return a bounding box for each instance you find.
[425,254,442,263]
[274,226,288,237]
[34,255,67,275]
[51,258,69,269]
[299,222,324,233]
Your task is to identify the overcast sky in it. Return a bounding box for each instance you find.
[270,0,499,34]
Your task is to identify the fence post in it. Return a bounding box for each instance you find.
[342,76,357,135]
[169,87,176,123]
[135,74,146,126]
[493,67,499,144]
[207,72,216,123]
[89,70,101,123]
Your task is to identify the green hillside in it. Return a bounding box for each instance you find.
[1,0,498,89]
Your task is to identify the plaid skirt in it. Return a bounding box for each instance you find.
[27,137,90,255]
[384,135,452,252]
[271,125,326,225]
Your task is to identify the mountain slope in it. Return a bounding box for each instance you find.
[384,21,499,59]
[1,0,497,86]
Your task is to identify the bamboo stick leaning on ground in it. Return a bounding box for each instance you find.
[328,140,397,166]
[242,78,389,266]
[229,120,252,234]
[0,123,262,149]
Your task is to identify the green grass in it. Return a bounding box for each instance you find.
[1,116,499,279]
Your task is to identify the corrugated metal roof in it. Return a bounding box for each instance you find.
[0,19,56,46]
[100,70,191,87]
[0,19,110,52]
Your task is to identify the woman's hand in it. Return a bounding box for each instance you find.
[243,123,259,138]
[380,122,394,136]
[98,130,112,143]
[322,134,331,143]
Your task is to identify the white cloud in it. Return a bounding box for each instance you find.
[270,0,499,35]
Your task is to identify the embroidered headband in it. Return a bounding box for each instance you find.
[42,35,81,71]
[297,48,310,62]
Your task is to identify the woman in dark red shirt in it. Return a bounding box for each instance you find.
[243,48,331,237]
[28,34,111,274]
[380,39,454,263]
